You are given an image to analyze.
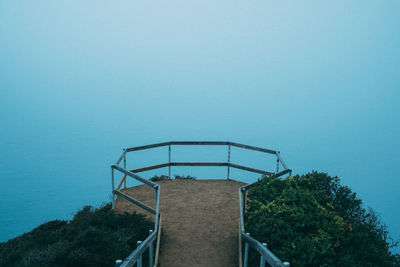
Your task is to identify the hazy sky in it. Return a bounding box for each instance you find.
[1,0,399,252]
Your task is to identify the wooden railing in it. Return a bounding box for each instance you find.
[111,141,292,267]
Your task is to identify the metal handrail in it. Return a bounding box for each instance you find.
[128,162,279,176]
[239,181,290,267]
[111,165,160,267]
[112,141,292,267]
[121,141,291,178]
[125,141,278,154]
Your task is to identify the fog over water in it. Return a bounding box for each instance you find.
[1,1,399,253]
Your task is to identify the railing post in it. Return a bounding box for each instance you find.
[149,230,154,267]
[123,149,127,189]
[137,241,143,267]
[244,233,250,267]
[154,186,160,231]
[111,166,115,209]
[227,144,231,180]
[154,186,158,206]
[168,144,171,179]
[283,262,290,266]
[242,189,246,213]
[115,259,122,267]
[260,243,267,267]
[276,152,280,173]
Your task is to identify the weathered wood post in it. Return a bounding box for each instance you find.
[115,259,122,267]
[244,233,250,267]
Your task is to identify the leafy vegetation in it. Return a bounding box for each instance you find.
[246,172,399,267]
[0,203,153,267]
[174,175,196,180]
[150,174,196,182]
[150,175,171,182]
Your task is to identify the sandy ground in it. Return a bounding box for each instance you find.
[114,179,245,267]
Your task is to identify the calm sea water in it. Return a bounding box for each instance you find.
[1,1,399,254]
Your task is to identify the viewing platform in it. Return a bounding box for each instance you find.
[111,141,291,267]
[115,179,245,267]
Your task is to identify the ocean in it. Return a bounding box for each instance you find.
[1,0,399,254]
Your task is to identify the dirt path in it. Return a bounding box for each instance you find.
[115,179,245,267]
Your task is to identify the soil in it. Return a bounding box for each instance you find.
[114,179,246,267]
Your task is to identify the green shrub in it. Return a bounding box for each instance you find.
[174,175,196,180]
[245,172,399,267]
[150,175,171,182]
[0,203,153,267]
[149,174,196,181]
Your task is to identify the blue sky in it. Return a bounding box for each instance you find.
[1,0,399,252]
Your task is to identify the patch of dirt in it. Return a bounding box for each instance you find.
[115,179,245,267]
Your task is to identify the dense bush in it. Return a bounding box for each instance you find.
[150,175,171,182]
[174,175,196,180]
[245,172,399,267]
[150,174,196,182]
[0,203,153,267]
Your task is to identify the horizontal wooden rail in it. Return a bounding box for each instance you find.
[114,190,156,215]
